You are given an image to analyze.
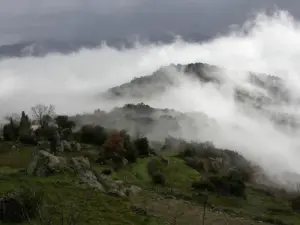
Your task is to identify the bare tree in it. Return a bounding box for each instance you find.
[31,104,55,127]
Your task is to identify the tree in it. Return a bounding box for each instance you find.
[134,137,150,156]
[79,125,107,146]
[103,132,125,159]
[55,115,76,130]
[120,130,138,163]
[31,104,55,127]
[18,111,31,136]
[3,118,18,141]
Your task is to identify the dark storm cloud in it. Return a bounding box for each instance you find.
[0,0,299,45]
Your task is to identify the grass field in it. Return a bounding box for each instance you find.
[0,142,300,225]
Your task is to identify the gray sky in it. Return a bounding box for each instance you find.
[0,0,300,45]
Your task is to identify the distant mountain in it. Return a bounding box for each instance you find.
[71,102,210,142]
[0,32,210,59]
[0,40,100,58]
[103,62,290,105]
[101,62,299,129]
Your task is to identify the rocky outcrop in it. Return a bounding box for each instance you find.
[59,140,81,152]
[126,185,142,196]
[26,150,141,197]
[27,150,67,176]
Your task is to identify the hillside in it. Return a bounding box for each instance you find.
[1,105,300,225]
[1,61,300,224]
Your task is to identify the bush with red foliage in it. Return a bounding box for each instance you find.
[103,131,125,160]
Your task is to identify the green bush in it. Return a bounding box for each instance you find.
[120,130,138,163]
[0,185,44,223]
[55,115,76,130]
[147,159,167,185]
[151,172,166,185]
[147,159,164,176]
[192,170,246,198]
[79,125,108,146]
[134,137,150,156]
[19,134,37,145]
[178,141,221,159]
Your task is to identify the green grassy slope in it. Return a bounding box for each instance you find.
[0,142,300,225]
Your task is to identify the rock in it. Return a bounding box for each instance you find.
[72,142,81,151]
[27,150,65,176]
[26,151,130,198]
[107,189,126,197]
[27,151,89,176]
[61,140,72,152]
[69,157,90,172]
[126,185,142,196]
[78,170,105,192]
[160,155,169,166]
[123,158,129,165]
[115,180,124,186]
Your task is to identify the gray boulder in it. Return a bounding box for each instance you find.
[27,150,89,176]
[69,157,90,172]
[27,150,66,176]
[107,189,127,197]
[78,170,105,191]
[126,185,142,196]
[61,140,72,152]
[72,142,81,152]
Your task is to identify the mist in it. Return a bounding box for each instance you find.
[1,10,300,187]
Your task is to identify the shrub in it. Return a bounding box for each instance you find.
[55,115,75,130]
[134,137,150,156]
[120,130,138,163]
[103,132,125,158]
[178,141,221,159]
[125,147,138,163]
[147,159,167,185]
[223,149,255,182]
[79,125,108,146]
[291,196,300,212]
[3,120,18,141]
[147,159,164,176]
[101,168,112,176]
[192,169,246,198]
[192,179,215,192]
[151,172,166,185]
[19,134,37,145]
[35,125,57,141]
[0,185,43,223]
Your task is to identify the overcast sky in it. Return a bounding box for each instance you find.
[0,0,300,45]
